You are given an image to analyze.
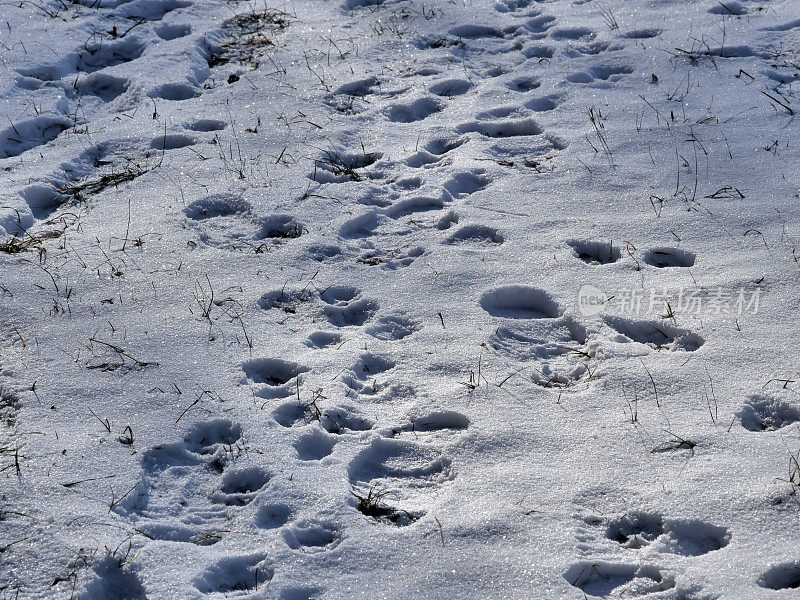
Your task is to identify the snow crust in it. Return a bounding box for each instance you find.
[2,0,800,597]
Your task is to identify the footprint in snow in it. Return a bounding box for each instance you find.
[364,314,420,340]
[326,76,380,113]
[642,247,695,268]
[115,419,269,545]
[524,14,557,35]
[150,133,195,150]
[115,0,190,21]
[293,427,337,461]
[184,193,305,251]
[480,285,563,319]
[282,519,343,553]
[493,0,536,13]
[258,285,379,327]
[356,246,426,270]
[442,170,490,199]
[444,224,504,246]
[194,553,273,594]
[577,508,730,556]
[74,72,130,102]
[272,400,373,436]
[305,330,342,349]
[242,358,308,400]
[550,26,596,41]
[320,285,380,326]
[449,24,508,40]
[759,562,800,591]
[390,410,470,442]
[348,437,454,526]
[566,64,633,85]
[506,75,541,92]
[564,561,675,598]
[428,78,473,97]
[604,317,704,352]
[341,353,394,391]
[184,118,227,132]
[736,393,800,432]
[308,148,382,184]
[155,22,192,41]
[206,9,290,70]
[488,316,591,389]
[0,116,72,160]
[386,97,444,123]
[405,135,465,167]
[456,117,542,138]
[277,587,325,600]
[82,555,148,600]
[567,239,621,265]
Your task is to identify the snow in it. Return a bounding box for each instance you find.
[1,0,800,597]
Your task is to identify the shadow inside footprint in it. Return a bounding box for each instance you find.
[149,82,198,101]
[349,437,452,485]
[185,118,227,132]
[404,411,470,434]
[656,519,730,556]
[429,78,472,97]
[568,240,620,265]
[184,419,242,454]
[565,562,673,598]
[737,394,800,431]
[184,193,250,220]
[255,503,293,529]
[76,72,130,101]
[443,171,490,198]
[294,428,337,461]
[83,555,147,600]
[151,133,195,150]
[387,97,443,123]
[643,247,695,268]
[759,562,800,590]
[0,116,71,159]
[320,286,379,326]
[446,224,504,245]
[242,358,307,386]
[320,407,374,435]
[480,286,562,319]
[605,512,664,548]
[283,521,342,553]
[194,554,273,594]
[257,215,305,240]
[305,331,342,348]
[365,315,420,340]
[212,467,270,505]
[605,317,703,352]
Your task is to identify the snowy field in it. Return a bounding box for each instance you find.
[2,0,800,597]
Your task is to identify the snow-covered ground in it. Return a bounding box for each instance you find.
[2,0,800,597]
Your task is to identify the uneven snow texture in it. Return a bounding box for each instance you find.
[2,0,800,598]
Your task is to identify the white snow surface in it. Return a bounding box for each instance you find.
[2,0,800,597]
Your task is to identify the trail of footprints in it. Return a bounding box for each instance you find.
[109,290,705,593]
[2,0,290,232]
[255,283,462,526]
[9,0,799,244]
[479,276,704,391]
[304,0,684,275]
[311,0,800,280]
[24,0,797,596]
[115,280,467,595]
[110,269,765,598]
